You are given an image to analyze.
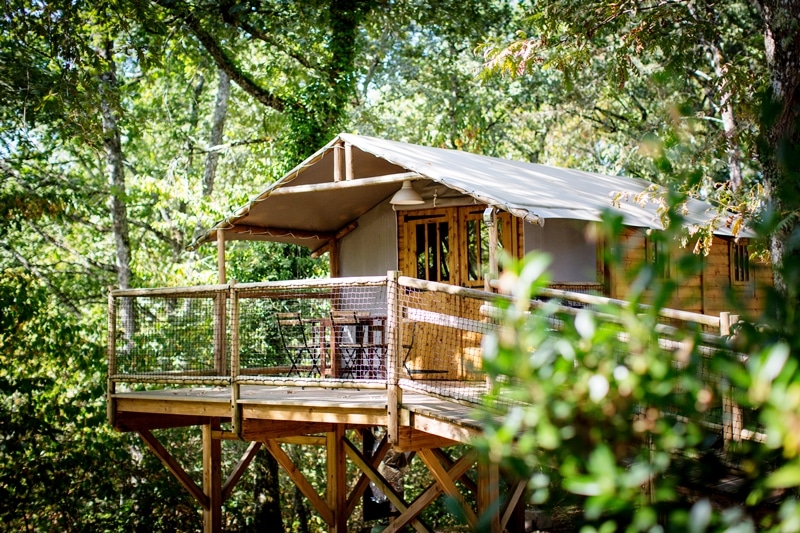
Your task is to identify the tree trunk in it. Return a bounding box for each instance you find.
[252,450,283,532]
[203,69,230,197]
[99,37,135,336]
[709,41,743,192]
[757,0,800,295]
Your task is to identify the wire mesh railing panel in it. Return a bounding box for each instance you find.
[236,280,388,384]
[113,291,229,384]
[397,281,498,406]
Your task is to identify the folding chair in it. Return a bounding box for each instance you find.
[276,312,319,377]
[330,310,364,379]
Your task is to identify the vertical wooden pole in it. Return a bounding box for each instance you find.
[344,142,354,181]
[387,271,402,444]
[333,142,342,182]
[478,460,501,533]
[229,283,241,436]
[485,208,499,292]
[214,231,227,376]
[719,311,730,336]
[329,239,340,278]
[217,230,226,284]
[203,418,222,533]
[327,425,347,532]
[107,287,117,427]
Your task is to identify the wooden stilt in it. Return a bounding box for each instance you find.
[327,425,347,532]
[478,460,501,533]
[203,419,222,533]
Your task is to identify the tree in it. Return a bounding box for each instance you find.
[481,0,800,292]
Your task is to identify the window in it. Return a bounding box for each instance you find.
[398,206,520,287]
[646,236,670,279]
[415,220,450,282]
[730,242,750,284]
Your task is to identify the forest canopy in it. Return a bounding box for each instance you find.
[1,0,799,530]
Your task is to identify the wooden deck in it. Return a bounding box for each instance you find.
[111,385,484,448]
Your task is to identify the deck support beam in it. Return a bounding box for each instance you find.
[139,429,209,510]
[419,449,478,528]
[327,425,348,532]
[203,419,222,533]
[343,438,432,533]
[264,438,334,525]
[222,441,261,503]
[345,433,390,520]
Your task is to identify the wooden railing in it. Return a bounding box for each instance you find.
[108,273,749,443]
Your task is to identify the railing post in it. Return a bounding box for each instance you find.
[719,311,743,450]
[229,282,241,437]
[214,289,227,376]
[107,287,117,427]
[387,271,402,444]
[719,311,730,336]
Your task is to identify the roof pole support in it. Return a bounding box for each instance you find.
[333,141,343,182]
[345,142,354,181]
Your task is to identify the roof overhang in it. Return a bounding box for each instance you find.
[192,133,748,251]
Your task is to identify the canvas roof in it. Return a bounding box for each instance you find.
[193,133,739,251]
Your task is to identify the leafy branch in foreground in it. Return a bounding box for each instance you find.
[477,207,800,532]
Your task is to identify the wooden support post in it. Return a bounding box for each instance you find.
[229,283,241,435]
[344,142,354,181]
[478,460,501,533]
[387,271,402,444]
[329,238,340,278]
[203,419,222,533]
[214,230,227,376]
[327,425,347,532]
[214,291,227,376]
[333,142,343,182]
[107,287,117,427]
[485,207,499,292]
[217,230,226,284]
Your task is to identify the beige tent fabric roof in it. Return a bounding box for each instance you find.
[193,133,739,250]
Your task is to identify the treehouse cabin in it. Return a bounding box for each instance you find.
[108,134,769,533]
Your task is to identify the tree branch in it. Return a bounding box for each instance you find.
[161,1,292,113]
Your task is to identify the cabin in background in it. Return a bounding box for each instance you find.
[110,134,770,533]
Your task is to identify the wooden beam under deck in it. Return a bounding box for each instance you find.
[112,385,518,533]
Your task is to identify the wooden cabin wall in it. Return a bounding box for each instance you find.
[339,200,398,278]
[608,228,772,318]
[523,219,598,282]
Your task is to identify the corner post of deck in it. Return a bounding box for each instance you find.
[107,286,117,427]
[203,418,222,533]
[387,271,403,444]
[229,281,241,436]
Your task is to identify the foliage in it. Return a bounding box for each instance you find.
[477,202,800,531]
